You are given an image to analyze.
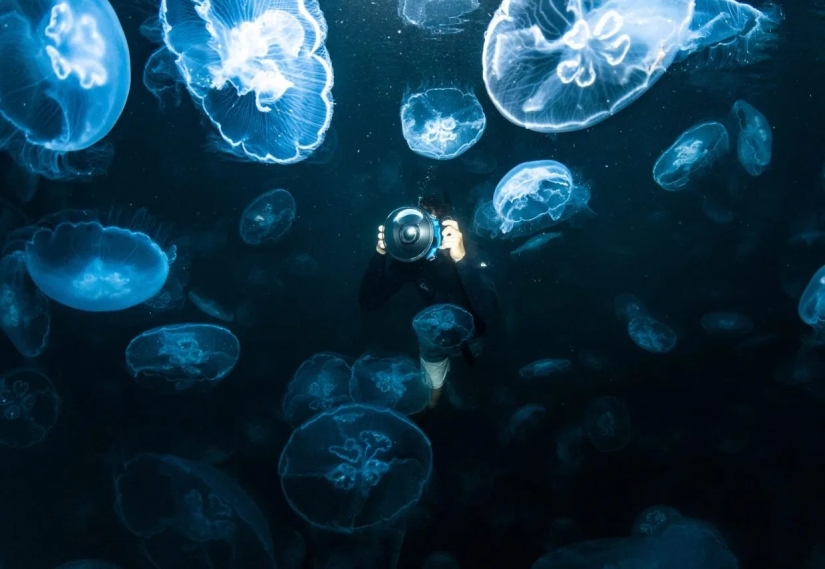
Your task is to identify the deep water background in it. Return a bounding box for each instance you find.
[1,0,825,567]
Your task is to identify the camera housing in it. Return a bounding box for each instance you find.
[384,206,442,263]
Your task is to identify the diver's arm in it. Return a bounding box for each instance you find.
[358,252,406,310]
[455,249,499,326]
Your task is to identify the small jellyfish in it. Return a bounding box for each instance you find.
[701,311,754,334]
[632,505,683,537]
[505,403,547,444]
[188,289,234,322]
[519,359,572,379]
[628,316,678,353]
[349,353,431,415]
[730,100,772,177]
[798,264,825,344]
[278,404,433,533]
[398,0,479,34]
[0,368,60,448]
[584,396,631,452]
[239,189,296,245]
[653,122,730,191]
[282,353,353,428]
[412,304,475,354]
[400,87,486,160]
[510,232,563,259]
[0,251,50,358]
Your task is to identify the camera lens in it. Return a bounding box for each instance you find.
[400,224,419,244]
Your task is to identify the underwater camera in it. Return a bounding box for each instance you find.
[384,206,446,263]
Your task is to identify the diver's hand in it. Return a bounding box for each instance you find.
[376,225,387,255]
[439,219,466,262]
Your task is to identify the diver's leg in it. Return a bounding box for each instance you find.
[420,346,450,408]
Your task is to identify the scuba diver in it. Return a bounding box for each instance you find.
[358,194,498,408]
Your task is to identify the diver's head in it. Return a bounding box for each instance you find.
[418,194,449,219]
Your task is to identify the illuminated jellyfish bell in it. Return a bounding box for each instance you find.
[125,323,241,392]
[282,352,353,428]
[482,0,694,133]
[584,396,631,452]
[400,87,486,160]
[0,0,130,178]
[187,289,234,322]
[278,403,433,533]
[160,0,334,164]
[0,368,60,448]
[114,453,276,568]
[730,100,772,177]
[349,353,431,415]
[798,264,825,345]
[23,215,171,312]
[239,189,296,245]
[0,251,50,358]
[519,358,571,379]
[398,0,479,34]
[628,316,678,353]
[412,303,475,353]
[652,121,730,191]
[701,311,754,335]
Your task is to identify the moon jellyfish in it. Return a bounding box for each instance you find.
[398,0,479,34]
[628,316,678,353]
[482,0,694,132]
[0,368,60,448]
[510,231,563,259]
[519,358,571,379]
[159,0,334,164]
[187,289,234,322]
[400,88,486,160]
[730,99,772,176]
[0,252,50,358]
[282,352,353,428]
[653,121,730,191]
[125,323,241,391]
[23,216,171,312]
[798,264,825,345]
[504,403,547,444]
[412,304,475,353]
[701,311,754,335]
[632,505,683,537]
[114,453,276,568]
[349,353,431,415]
[0,0,130,179]
[278,403,433,533]
[584,396,631,452]
[239,189,296,245]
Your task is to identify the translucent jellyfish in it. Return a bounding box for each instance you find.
[278,403,433,533]
[510,232,563,259]
[282,352,353,428]
[632,505,683,537]
[125,323,241,391]
[398,0,479,34]
[519,358,571,379]
[652,121,730,191]
[0,0,130,179]
[159,0,334,164]
[349,353,431,415]
[239,189,296,245]
[23,217,171,312]
[412,304,475,353]
[143,47,184,109]
[187,289,234,322]
[55,562,122,569]
[0,251,50,358]
[730,99,772,176]
[482,0,694,133]
[0,368,60,448]
[701,311,754,334]
[584,396,631,452]
[798,264,825,344]
[628,316,678,353]
[505,403,547,443]
[114,453,276,568]
[400,88,486,160]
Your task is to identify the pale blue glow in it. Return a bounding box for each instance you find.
[349,353,431,415]
[0,251,50,358]
[239,188,296,245]
[653,121,730,191]
[398,0,479,34]
[282,353,353,428]
[401,87,485,160]
[731,99,771,176]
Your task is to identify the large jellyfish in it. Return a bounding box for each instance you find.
[400,87,486,160]
[114,453,276,568]
[278,404,433,533]
[159,0,334,164]
[349,353,432,415]
[652,121,730,191]
[412,304,475,354]
[482,0,694,132]
[730,99,772,177]
[0,0,130,178]
[239,188,296,245]
[0,251,50,358]
[398,0,480,34]
[0,368,60,448]
[798,264,825,345]
[282,352,353,428]
[23,215,171,312]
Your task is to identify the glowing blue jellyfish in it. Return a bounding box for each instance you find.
[584,396,631,452]
[349,353,431,415]
[730,99,772,176]
[519,358,571,379]
[55,562,122,569]
[23,217,171,312]
[482,0,694,132]
[0,0,130,179]
[701,311,754,334]
[412,304,475,353]
[628,316,678,353]
[0,252,50,358]
[159,0,334,164]
[282,353,353,428]
[505,403,547,443]
[510,232,563,259]
[278,404,433,533]
[114,453,276,568]
[632,505,683,537]
[239,189,296,245]
[398,0,479,34]
[125,323,241,391]
[653,121,730,191]
[0,368,60,448]
[798,264,825,345]
[400,88,486,160]
[187,289,234,322]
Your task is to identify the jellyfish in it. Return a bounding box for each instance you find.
[282,352,353,428]
[510,232,563,259]
[0,368,60,448]
[632,505,683,537]
[158,0,334,164]
[0,0,130,179]
[798,264,825,344]
[187,289,234,322]
[519,358,571,379]
[730,99,772,176]
[482,0,694,132]
[412,304,475,354]
[0,251,50,358]
[400,87,486,160]
[23,214,171,312]
[125,323,241,391]
[652,121,730,191]
[239,189,296,245]
[584,396,631,452]
[278,404,433,533]
[143,46,184,109]
[505,403,547,444]
[349,353,431,415]
[628,316,678,353]
[701,311,754,334]
[114,453,276,568]
[398,0,479,34]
